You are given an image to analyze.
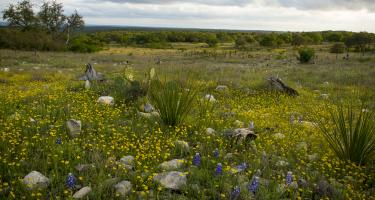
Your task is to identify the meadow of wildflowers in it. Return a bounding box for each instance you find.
[0,48,374,199]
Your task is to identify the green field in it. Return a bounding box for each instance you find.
[0,45,374,199]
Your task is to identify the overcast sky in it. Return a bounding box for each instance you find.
[1,0,374,32]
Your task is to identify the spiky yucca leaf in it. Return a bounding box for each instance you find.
[148,79,196,126]
[318,106,375,165]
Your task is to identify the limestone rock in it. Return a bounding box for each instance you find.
[153,171,187,190]
[98,96,114,105]
[66,119,81,137]
[215,85,228,91]
[206,128,215,135]
[23,171,50,189]
[114,180,132,196]
[204,94,216,102]
[73,186,92,199]
[144,103,154,113]
[120,155,135,169]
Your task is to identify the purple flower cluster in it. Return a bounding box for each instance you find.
[66,173,76,189]
[235,162,248,173]
[286,171,293,185]
[230,186,240,200]
[248,176,260,194]
[213,148,219,158]
[192,153,201,166]
[215,163,222,175]
[56,138,62,145]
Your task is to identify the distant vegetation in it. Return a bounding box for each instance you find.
[1,1,375,53]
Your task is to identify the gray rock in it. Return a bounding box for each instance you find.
[215,85,228,91]
[73,186,92,199]
[153,171,187,190]
[75,164,94,172]
[23,171,50,190]
[144,103,154,113]
[114,180,132,196]
[97,96,114,105]
[206,128,215,135]
[204,94,216,102]
[174,140,190,152]
[120,155,135,169]
[66,119,81,137]
[159,159,186,171]
[84,80,90,90]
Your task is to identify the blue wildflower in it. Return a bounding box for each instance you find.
[230,186,241,200]
[213,148,219,158]
[286,171,293,185]
[249,121,254,130]
[56,138,62,145]
[215,163,222,175]
[248,176,260,194]
[66,173,76,189]
[192,153,201,166]
[235,162,248,173]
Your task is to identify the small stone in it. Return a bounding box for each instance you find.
[206,128,215,135]
[75,164,94,172]
[120,155,135,168]
[320,94,329,99]
[174,140,190,152]
[233,120,244,127]
[159,159,186,171]
[153,171,187,190]
[73,186,92,199]
[3,68,10,72]
[98,96,114,105]
[273,133,285,139]
[144,103,154,113]
[23,171,50,190]
[114,180,132,196]
[66,119,81,137]
[84,80,90,89]
[204,94,216,102]
[215,85,228,91]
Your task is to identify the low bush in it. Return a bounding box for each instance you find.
[297,47,315,63]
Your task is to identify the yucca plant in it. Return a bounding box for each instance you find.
[318,105,375,165]
[148,79,196,126]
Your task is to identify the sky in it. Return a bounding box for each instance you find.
[0,0,374,32]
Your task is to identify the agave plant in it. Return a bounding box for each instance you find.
[318,105,375,165]
[148,79,196,126]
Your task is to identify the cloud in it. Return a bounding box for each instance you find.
[98,0,375,12]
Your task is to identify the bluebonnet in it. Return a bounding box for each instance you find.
[249,121,254,130]
[230,186,240,200]
[286,171,293,185]
[215,163,222,175]
[234,162,248,173]
[298,116,303,124]
[56,138,62,145]
[213,148,219,158]
[66,173,76,188]
[248,176,260,194]
[192,153,201,166]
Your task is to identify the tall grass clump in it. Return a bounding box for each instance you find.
[318,105,375,165]
[148,79,196,126]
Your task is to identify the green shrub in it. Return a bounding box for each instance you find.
[318,105,375,165]
[148,79,196,126]
[297,47,315,63]
[330,43,346,54]
[69,35,103,53]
